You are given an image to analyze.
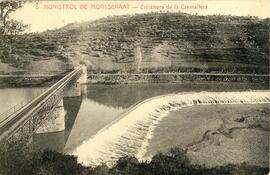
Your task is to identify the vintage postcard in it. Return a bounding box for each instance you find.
[0,0,269,174]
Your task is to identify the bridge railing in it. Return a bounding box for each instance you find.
[0,66,82,140]
[0,69,74,124]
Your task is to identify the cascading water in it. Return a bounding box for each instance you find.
[70,91,270,167]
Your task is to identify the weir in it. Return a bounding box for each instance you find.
[71,91,270,167]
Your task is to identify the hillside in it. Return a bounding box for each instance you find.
[4,12,270,74]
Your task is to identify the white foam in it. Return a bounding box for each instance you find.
[70,91,270,167]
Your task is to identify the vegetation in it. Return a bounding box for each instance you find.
[0,7,269,74]
[0,146,268,175]
[0,0,29,65]
[2,12,269,74]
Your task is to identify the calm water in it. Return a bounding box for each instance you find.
[0,82,268,165]
[0,87,47,122]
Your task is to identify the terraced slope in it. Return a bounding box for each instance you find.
[8,13,270,74]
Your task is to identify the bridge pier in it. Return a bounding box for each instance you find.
[65,82,81,97]
[81,83,87,99]
[35,65,86,134]
[0,65,87,148]
[35,99,65,134]
[77,65,87,84]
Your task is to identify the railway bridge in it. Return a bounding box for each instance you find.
[0,65,87,147]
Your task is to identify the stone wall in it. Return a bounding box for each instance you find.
[88,73,269,85]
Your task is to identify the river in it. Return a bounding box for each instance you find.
[0,82,268,167]
[0,87,47,123]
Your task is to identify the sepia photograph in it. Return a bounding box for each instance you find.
[0,0,269,174]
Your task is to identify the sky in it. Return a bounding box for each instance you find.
[11,0,270,33]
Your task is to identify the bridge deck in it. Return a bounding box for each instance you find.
[0,66,82,142]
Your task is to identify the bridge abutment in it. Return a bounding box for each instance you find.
[35,99,65,134]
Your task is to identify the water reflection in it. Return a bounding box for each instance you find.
[0,87,47,121]
[63,99,125,152]
[33,95,83,153]
[87,82,268,108]
[32,82,268,155]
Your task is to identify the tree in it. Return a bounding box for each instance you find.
[5,19,29,43]
[0,0,28,62]
[0,0,25,36]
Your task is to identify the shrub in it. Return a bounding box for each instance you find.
[1,147,268,175]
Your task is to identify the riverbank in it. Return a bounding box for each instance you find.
[0,70,71,88]
[0,60,71,88]
[1,72,269,88]
[87,73,269,85]
[0,75,63,88]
